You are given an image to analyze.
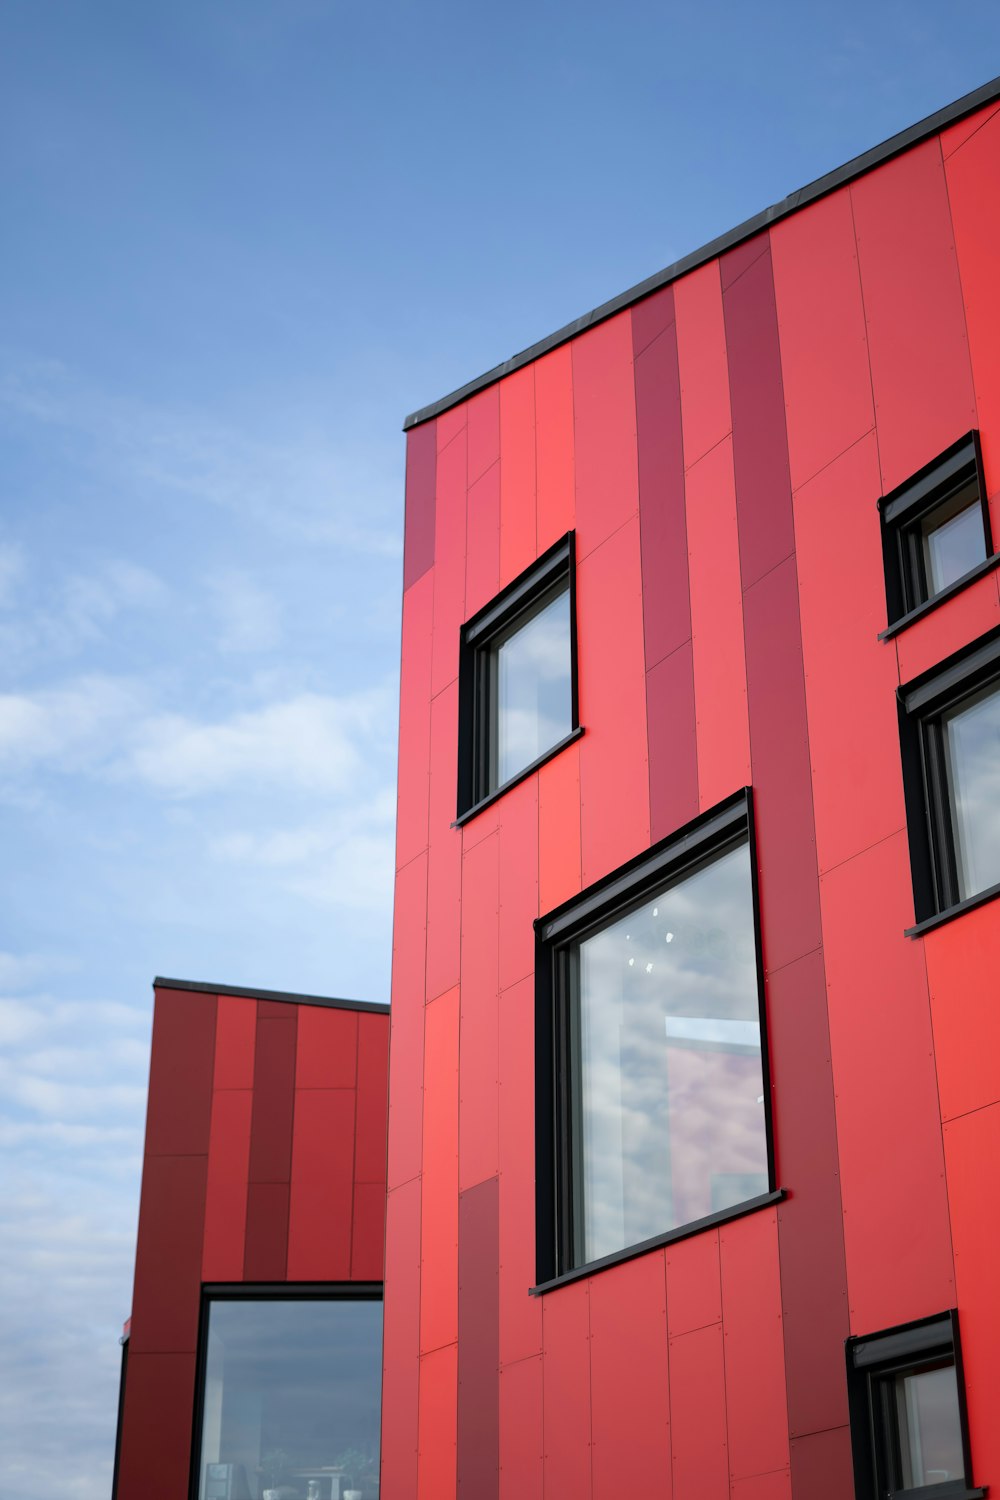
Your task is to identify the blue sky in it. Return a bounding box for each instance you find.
[2,2,999,1492]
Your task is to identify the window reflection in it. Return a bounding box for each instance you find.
[197,1298,382,1500]
[492,583,571,788]
[921,480,986,598]
[942,681,1000,901]
[893,1362,965,1489]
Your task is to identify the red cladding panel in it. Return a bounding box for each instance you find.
[213,994,257,1090]
[287,1088,356,1280]
[538,741,582,915]
[535,343,575,552]
[894,569,1000,683]
[388,852,427,1191]
[788,1426,855,1500]
[721,232,768,288]
[646,642,699,842]
[294,1004,358,1090]
[924,901,1000,1121]
[202,1089,253,1282]
[404,421,437,590]
[467,385,501,485]
[355,1011,390,1184]
[499,365,537,588]
[499,1355,543,1500]
[465,460,501,618]
[457,1177,500,1500]
[248,1012,297,1183]
[116,1351,196,1500]
[820,830,955,1332]
[941,99,1000,156]
[243,1181,290,1280]
[426,681,462,1002]
[542,1281,592,1499]
[577,517,650,886]
[459,832,499,1191]
[382,1179,422,1499]
[731,1472,792,1500]
[572,312,639,558]
[396,573,434,870]
[418,1343,458,1500]
[719,1210,789,1481]
[590,1253,670,1500]
[498,775,538,992]
[850,139,976,495]
[665,1230,721,1337]
[131,1154,208,1353]
[674,259,731,469]
[145,989,216,1157]
[669,1322,728,1500]
[431,422,468,698]
[352,1180,386,1280]
[498,976,541,1365]
[421,987,459,1354]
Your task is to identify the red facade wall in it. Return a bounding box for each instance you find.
[385,100,1000,1500]
[117,983,389,1500]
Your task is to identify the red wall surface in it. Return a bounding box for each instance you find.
[117,982,389,1500]
[384,101,1000,1500]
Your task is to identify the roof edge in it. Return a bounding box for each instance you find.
[153,975,389,1013]
[403,72,1000,431]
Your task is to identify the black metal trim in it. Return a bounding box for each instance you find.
[154,977,389,1014]
[111,1333,129,1500]
[403,76,1000,431]
[904,878,1000,938]
[878,552,1000,642]
[453,726,584,827]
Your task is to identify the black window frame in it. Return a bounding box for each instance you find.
[846,1310,984,1500]
[456,531,580,824]
[899,623,1000,935]
[531,787,781,1293]
[879,431,997,639]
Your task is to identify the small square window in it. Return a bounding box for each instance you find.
[880,432,994,632]
[846,1311,984,1500]
[899,626,1000,928]
[533,791,776,1288]
[457,533,578,820]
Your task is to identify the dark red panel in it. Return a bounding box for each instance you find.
[538,740,582,915]
[535,343,575,552]
[674,258,731,470]
[431,422,468,697]
[459,832,499,1191]
[116,1350,196,1500]
[388,852,427,1191]
[465,460,501,618]
[665,1229,721,1337]
[498,1355,542,1500]
[418,1342,458,1500]
[421,987,459,1354]
[381,1179,421,1499]
[542,1281,592,1499]
[572,311,639,558]
[355,1011,390,1184]
[145,989,216,1157]
[590,1252,670,1500]
[294,1004,358,1090]
[646,642,698,842]
[499,365,537,589]
[668,1322,728,1499]
[721,231,768,288]
[248,1011,297,1184]
[202,1089,253,1282]
[467,385,500,486]
[925,900,1000,1122]
[404,421,437,590]
[213,994,256,1090]
[287,1088,356,1280]
[243,1181,290,1280]
[720,1209,789,1480]
[632,285,690,670]
[498,976,541,1366]
[396,574,433,870]
[130,1154,208,1353]
[457,1176,499,1500]
[352,1180,386,1281]
[498,774,538,992]
[426,681,462,1003]
[723,240,796,588]
[257,999,290,1018]
[788,1425,855,1500]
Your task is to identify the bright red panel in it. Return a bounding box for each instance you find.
[674,258,731,470]
[850,138,976,495]
[243,1181,290,1280]
[462,798,500,850]
[382,1178,422,1500]
[535,343,575,552]
[130,1154,208,1353]
[213,994,256,1090]
[731,1469,792,1500]
[404,421,437,590]
[287,1088,356,1280]
[665,1229,721,1337]
[294,1004,358,1090]
[499,364,537,589]
[940,99,1000,156]
[924,900,1000,1122]
[538,739,581,915]
[590,1252,670,1500]
[388,852,427,1191]
[465,460,501,617]
[396,573,433,870]
[421,987,459,1354]
[457,1177,500,1500]
[820,830,955,1333]
[668,1322,728,1500]
[355,1011,389,1183]
[499,1354,542,1500]
[770,186,874,492]
[431,422,468,698]
[426,681,462,1002]
[248,1011,297,1184]
[498,774,538,992]
[418,1343,458,1500]
[685,437,751,811]
[719,1209,789,1481]
[894,568,1000,683]
[467,384,500,486]
[788,1426,855,1500]
[572,311,639,559]
[542,1280,593,1500]
[459,832,500,1191]
[577,516,650,886]
[646,642,698,843]
[116,1350,196,1500]
[437,403,466,451]
[793,434,905,873]
[498,975,541,1365]
[145,988,216,1158]
[351,1180,385,1280]
[202,1088,253,1282]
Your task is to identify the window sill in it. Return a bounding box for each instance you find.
[878,552,1000,641]
[453,726,584,828]
[529,1188,785,1296]
[905,878,1000,938]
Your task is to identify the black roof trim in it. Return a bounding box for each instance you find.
[153,975,389,1014]
[403,73,1000,431]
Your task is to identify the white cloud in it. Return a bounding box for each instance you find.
[206,567,283,653]
[0,675,143,771]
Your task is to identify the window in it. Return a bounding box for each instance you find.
[534,790,777,1288]
[899,626,1000,930]
[193,1287,382,1500]
[457,533,578,820]
[880,432,994,634]
[846,1312,984,1500]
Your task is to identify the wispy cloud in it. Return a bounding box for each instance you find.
[206,567,283,653]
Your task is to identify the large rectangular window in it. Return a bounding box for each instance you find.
[534,791,777,1287]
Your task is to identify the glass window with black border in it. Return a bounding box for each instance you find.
[533,789,779,1292]
[846,1311,984,1500]
[457,532,578,822]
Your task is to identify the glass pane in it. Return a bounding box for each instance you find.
[195,1298,383,1500]
[894,1362,964,1488]
[921,482,986,597]
[574,840,768,1265]
[942,681,1000,901]
[494,584,571,787]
